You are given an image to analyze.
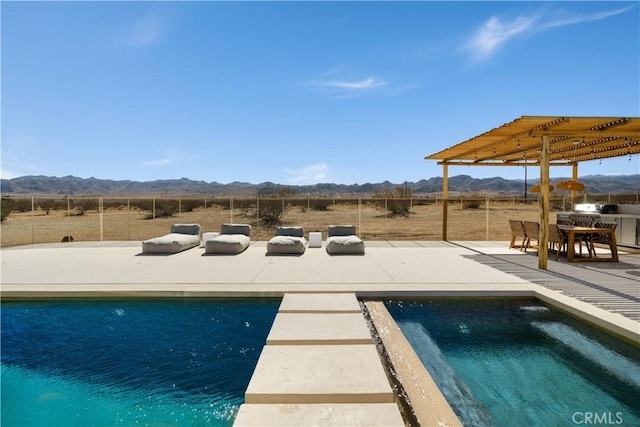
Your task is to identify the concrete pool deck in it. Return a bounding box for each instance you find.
[2,240,637,338]
[1,240,638,426]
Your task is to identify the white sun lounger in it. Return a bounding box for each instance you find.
[142,224,201,254]
[326,225,365,255]
[267,226,307,255]
[205,223,251,255]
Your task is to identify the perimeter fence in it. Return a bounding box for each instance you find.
[1,193,638,247]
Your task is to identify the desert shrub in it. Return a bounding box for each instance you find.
[288,199,307,209]
[387,199,412,216]
[372,185,412,217]
[257,198,283,227]
[411,198,432,206]
[309,199,332,211]
[210,199,232,210]
[181,199,202,212]
[103,199,131,210]
[463,199,482,209]
[14,198,33,212]
[257,184,296,198]
[233,198,255,211]
[136,199,179,219]
[37,199,57,214]
[154,200,178,218]
[609,193,638,204]
[71,198,99,213]
[1,198,16,223]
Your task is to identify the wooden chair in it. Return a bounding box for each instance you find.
[508,220,527,250]
[522,221,539,252]
[569,214,598,257]
[590,221,618,256]
[548,224,568,260]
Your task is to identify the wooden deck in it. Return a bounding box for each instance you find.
[457,242,640,321]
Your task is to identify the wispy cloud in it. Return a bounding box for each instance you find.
[121,13,164,48]
[283,163,327,183]
[466,15,536,62]
[318,78,387,90]
[306,72,390,100]
[142,158,171,167]
[465,6,633,63]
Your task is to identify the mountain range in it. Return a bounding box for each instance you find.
[1,174,638,196]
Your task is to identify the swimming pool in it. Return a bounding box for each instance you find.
[385,299,640,427]
[1,298,280,427]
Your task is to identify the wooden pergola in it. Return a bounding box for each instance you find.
[425,115,640,269]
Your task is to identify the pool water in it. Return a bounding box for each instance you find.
[385,299,640,427]
[1,298,280,427]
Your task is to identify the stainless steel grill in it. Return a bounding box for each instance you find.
[573,203,604,213]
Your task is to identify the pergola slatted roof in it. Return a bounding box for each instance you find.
[425,116,640,166]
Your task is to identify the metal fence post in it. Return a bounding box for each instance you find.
[358,198,362,236]
[152,198,156,237]
[31,196,35,244]
[385,198,388,219]
[99,197,104,241]
[67,196,71,240]
[485,194,490,241]
[410,197,414,239]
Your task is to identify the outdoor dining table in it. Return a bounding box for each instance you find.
[558,225,619,263]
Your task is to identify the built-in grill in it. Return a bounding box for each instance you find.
[573,203,604,213]
[557,203,603,226]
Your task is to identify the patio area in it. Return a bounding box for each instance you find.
[2,240,638,426]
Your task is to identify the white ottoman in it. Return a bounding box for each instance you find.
[308,232,322,248]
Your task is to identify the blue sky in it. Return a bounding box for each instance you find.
[2,1,639,185]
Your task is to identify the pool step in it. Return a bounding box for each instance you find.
[244,344,394,404]
[277,292,363,313]
[234,292,404,426]
[266,313,373,345]
[234,403,404,426]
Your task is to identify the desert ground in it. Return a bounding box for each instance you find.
[0,197,557,247]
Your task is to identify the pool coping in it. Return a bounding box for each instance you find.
[365,300,463,427]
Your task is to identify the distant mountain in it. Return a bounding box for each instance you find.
[1,174,638,196]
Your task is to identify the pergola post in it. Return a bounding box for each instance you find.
[539,135,550,270]
[442,164,448,241]
[571,162,579,209]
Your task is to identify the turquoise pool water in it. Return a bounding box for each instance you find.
[1,298,280,427]
[386,299,640,427]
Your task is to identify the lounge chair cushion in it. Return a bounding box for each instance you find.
[142,230,201,254]
[205,234,251,254]
[170,224,201,235]
[326,225,364,255]
[275,226,305,238]
[327,225,357,237]
[221,223,251,236]
[267,236,307,255]
[326,235,365,255]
